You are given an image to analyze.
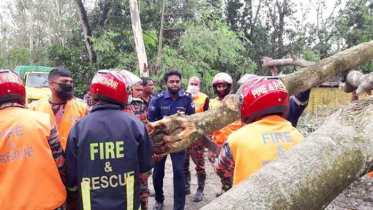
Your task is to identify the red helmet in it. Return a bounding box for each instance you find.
[239,76,289,123]
[90,69,140,107]
[0,70,26,105]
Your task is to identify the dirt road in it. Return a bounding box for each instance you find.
[148,152,221,210]
[147,152,373,210]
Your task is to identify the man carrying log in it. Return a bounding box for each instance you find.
[215,76,304,186]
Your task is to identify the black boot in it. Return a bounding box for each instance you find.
[185,171,191,195]
[153,201,164,210]
[193,174,206,202]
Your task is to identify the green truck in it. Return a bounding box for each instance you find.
[14,66,55,104]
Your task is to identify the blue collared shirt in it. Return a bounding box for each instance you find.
[286,89,311,127]
[148,90,196,122]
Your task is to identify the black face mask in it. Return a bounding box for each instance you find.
[56,83,74,100]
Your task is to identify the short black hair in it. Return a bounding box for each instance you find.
[141,77,153,86]
[164,70,181,83]
[48,68,72,81]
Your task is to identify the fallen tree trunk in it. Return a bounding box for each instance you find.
[201,98,373,209]
[147,41,373,156]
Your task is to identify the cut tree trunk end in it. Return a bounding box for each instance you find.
[147,94,240,156]
[343,70,373,95]
[201,98,373,210]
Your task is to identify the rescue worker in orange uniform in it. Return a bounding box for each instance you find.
[0,70,66,210]
[208,72,242,196]
[28,68,88,149]
[184,76,209,202]
[215,76,304,187]
[124,80,148,122]
[65,70,153,210]
[123,73,151,210]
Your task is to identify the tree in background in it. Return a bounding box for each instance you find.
[335,0,373,73]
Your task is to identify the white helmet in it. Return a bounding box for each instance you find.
[212,72,233,98]
[212,72,233,85]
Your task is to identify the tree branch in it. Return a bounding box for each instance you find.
[262,56,316,68]
[283,41,373,95]
[155,0,166,72]
[147,41,373,156]
[74,0,97,64]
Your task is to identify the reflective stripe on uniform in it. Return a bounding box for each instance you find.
[126,175,135,210]
[81,181,91,210]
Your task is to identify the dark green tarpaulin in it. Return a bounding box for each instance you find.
[14,66,55,78]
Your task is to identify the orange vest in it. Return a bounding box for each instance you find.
[209,97,242,146]
[0,107,66,210]
[228,115,304,186]
[193,92,208,113]
[28,98,87,149]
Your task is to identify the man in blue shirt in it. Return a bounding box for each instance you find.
[148,70,195,210]
[287,89,311,127]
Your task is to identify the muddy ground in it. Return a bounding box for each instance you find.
[147,152,373,210]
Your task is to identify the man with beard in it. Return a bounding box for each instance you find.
[28,68,88,150]
[148,70,195,210]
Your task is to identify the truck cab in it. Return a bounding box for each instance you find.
[14,66,54,105]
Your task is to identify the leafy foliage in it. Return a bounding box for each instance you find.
[1,0,373,98]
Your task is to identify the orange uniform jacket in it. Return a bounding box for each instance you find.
[0,107,66,210]
[228,115,304,186]
[28,98,87,149]
[209,97,242,146]
[194,92,208,113]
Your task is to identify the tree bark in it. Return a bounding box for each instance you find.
[154,0,166,72]
[74,0,97,64]
[262,57,316,68]
[147,41,373,155]
[129,0,149,77]
[201,98,373,209]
